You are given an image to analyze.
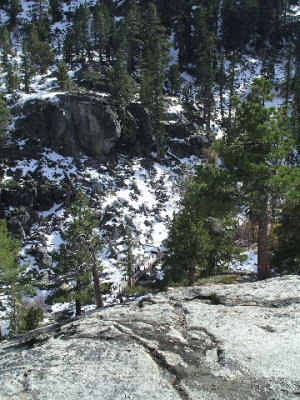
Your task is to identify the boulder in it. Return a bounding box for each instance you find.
[15,93,121,158]
[0,276,299,400]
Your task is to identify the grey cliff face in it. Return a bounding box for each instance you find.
[1,276,300,400]
[15,94,121,158]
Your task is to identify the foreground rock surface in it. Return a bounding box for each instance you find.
[1,276,299,400]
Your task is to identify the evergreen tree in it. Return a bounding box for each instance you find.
[222,0,259,51]
[92,1,114,63]
[49,0,62,22]
[0,94,10,140]
[140,2,169,151]
[292,62,300,148]
[73,3,92,63]
[5,61,20,93]
[122,225,138,287]
[56,61,72,90]
[7,0,22,25]
[63,28,76,64]
[167,64,182,96]
[109,43,135,110]
[216,77,295,279]
[271,187,300,274]
[123,0,141,72]
[0,219,37,334]
[216,48,227,123]
[56,191,104,316]
[174,0,194,68]
[25,31,55,73]
[31,0,48,20]
[164,164,244,285]
[20,44,35,93]
[0,26,13,67]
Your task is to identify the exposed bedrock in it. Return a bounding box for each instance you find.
[15,94,122,158]
[1,276,299,400]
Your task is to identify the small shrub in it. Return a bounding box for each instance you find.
[18,306,44,333]
[196,274,241,286]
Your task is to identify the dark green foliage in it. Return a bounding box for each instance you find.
[0,94,10,139]
[20,44,35,93]
[56,61,72,90]
[164,165,245,286]
[5,61,20,93]
[8,0,22,25]
[49,0,62,22]
[167,64,183,96]
[216,77,295,278]
[272,198,300,274]
[292,63,300,147]
[63,3,93,64]
[0,26,13,66]
[92,1,114,63]
[109,42,135,110]
[222,0,259,50]
[55,191,104,315]
[0,219,34,334]
[25,30,55,73]
[17,306,44,333]
[123,0,141,72]
[140,2,169,151]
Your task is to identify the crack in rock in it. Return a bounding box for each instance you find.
[114,322,192,400]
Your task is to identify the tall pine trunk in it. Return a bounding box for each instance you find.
[188,264,196,286]
[75,299,82,316]
[91,253,104,308]
[257,201,271,280]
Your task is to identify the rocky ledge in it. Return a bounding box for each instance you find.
[1,276,299,400]
[14,93,122,158]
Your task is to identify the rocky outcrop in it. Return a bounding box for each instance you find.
[1,276,300,400]
[15,93,121,158]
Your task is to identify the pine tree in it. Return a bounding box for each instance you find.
[0,219,37,334]
[174,0,194,68]
[73,3,92,63]
[167,64,182,96]
[123,0,141,72]
[194,4,217,131]
[56,191,104,316]
[271,186,300,274]
[0,94,10,141]
[8,0,22,25]
[122,226,138,287]
[20,44,35,93]
[92,1,114,63]
[216,48,226,123]
[140,2,169,152]
[31,0,48,20]
[49,0,62,23]
[0,26,13,67]
[56,61,72,90]
[25,30,55,73]
[216,77,295,280]
[5,61,20,93]
[63,28,76,64]
[109,43,135,110]
[164,164,244,285]
[292,62,300,148]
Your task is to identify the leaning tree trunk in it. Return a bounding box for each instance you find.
[257,203,271,280]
